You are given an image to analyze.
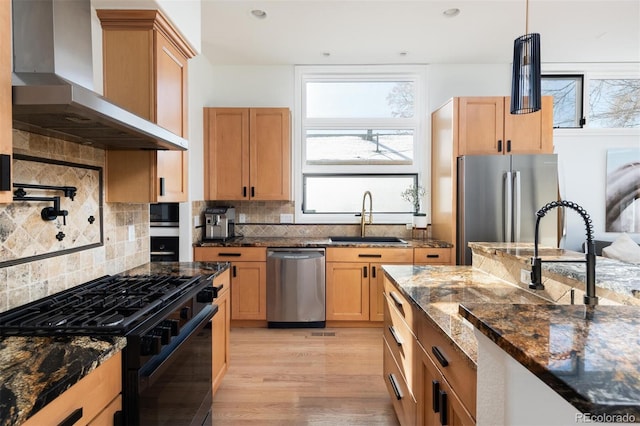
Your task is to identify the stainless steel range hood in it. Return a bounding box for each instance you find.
[11,0,188,151]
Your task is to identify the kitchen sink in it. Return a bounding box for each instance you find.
[329,236,408,244]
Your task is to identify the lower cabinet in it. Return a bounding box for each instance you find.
[194,247,267,322]
[23,352,122,426]
[212,268,231,395]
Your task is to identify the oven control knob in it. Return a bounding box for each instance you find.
[156,326,172,345]
[162,319,180,336]
[140,335,162,356]
[180,306,191,320]
[197,288,215,303]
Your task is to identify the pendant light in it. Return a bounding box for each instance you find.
[510,0,541,114]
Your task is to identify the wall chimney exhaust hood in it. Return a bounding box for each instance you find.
[11,0,188,151]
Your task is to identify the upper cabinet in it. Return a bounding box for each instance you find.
[98,9,195,203]
[457,96,553,155]
[204,107,291,201]
[0,0,11,204]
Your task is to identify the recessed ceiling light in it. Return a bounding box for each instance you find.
[400,51,408,57]
[250,9,267,19]
[443,8,460,17]
[322,52,331,57]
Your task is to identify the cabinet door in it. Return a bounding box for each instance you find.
[0,0,11,204]
[249,108,291,200]
[204,108,250,200]
[231,261,267,320]
[155,30,189,202]
[458,97,505,155]
[504,96,554,154]
[212,270,230,395]
[326,262,369,321]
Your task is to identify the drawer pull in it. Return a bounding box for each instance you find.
[232,265,237,277]
[388,373,403,400]
[363,266,368,278]
[388,326,403,346]
[218,252,242,257]
[58,408,83,426]
[426,254,440,258]
[432,346,449,367]
[439,390,449,425]
[432,380,440,413]
[389,291,403,308]
[358,253,382,258]
[372,265,377,278]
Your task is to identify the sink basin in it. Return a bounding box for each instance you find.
[329,236,408,244]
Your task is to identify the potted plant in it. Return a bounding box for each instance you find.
[401,184,428,228]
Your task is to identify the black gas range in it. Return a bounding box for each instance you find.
[0,265,227,425]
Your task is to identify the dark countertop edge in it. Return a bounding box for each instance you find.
[458,303,640,418]
[382,266,478,371]
[194,237,453,249]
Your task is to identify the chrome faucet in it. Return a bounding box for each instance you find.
[530,200,598,306]
[360,191,373,237]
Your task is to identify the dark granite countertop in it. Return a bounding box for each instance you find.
[0,261,229,426]
[195,236,453,249]
[459,303,640,419]
[381,265,550,366]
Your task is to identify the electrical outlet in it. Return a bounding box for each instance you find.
[280,213,293,223]
[238,213,247,223]
[520,269,530,284]
[193,215,201,227]
[128,225,135,242]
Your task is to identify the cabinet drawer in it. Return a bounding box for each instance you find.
[194,246,266,262]
[417,318,477,417]
[24,352,122,426]
[383,276,415,331]
[87,395,121,426]
[413,248,452,265]
[326,247,413,263]
[383,297,415,392]
[383,339,416,426]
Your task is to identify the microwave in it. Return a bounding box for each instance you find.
[150,203,179,227]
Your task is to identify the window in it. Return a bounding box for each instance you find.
[542,73,640,129]
[295,66,427,223]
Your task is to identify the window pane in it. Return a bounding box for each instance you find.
[303,174,417,214]
[305,81,415,118]
[541,75,583,128]
[305,129,414,164]
[589,79,640,128]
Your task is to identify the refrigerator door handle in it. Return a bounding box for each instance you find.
[504,171,513,242]
[513,171,522,242]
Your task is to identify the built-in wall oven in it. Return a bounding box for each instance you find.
[150,203,179,262]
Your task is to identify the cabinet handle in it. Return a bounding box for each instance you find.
[389,291,403,308]
[114,410,123,426]
[388,373,403,400]
[388,326,403,346]
[218,253,242,257]
[439,390,449,425]
[426,254,440,258]
[432,380,440,413]
[497,139,502,152]
[251,186,255,197]
[232,265,237,277]
[242,186,247,197]
[507,139,512,152]
[358,253,382,258]
[432,346,449,368]
[1,154,11,191]
[159,177,165,196]
[372,266,377,278]
[363,266,368,278]
[58,408,83,426]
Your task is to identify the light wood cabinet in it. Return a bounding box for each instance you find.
[98,9,195,203]
[204,107,291,201]
[326,247,413,323]
[431,96,553,256]
[0,0,11,204]
[23,352,122,426]
[413,247,454,265]
[212,268,231,395]
[194,247,267,322]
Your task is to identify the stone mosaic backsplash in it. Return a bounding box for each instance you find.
[0,130,149,313]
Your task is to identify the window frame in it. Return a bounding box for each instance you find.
[294,65,428,224]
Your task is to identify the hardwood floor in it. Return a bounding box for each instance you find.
[212,327,399,425]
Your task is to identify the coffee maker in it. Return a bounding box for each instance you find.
[204,206,236,240]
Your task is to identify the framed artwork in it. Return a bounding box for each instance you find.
[606,148,640,232]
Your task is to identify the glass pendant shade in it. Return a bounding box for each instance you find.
[510,33,541,114]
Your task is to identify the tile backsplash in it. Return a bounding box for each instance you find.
[0,130,149,313]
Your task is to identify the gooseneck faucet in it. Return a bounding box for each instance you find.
[530,200,598,306]
[361,191,373,237]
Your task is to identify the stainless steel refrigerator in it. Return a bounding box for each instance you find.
[457,154,559,265]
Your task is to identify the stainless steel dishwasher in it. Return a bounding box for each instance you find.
[266,248,325,328]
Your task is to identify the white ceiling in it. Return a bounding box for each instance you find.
[200,0,640,66]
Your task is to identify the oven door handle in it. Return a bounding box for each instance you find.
[138,304,216,388]
[150,251,177,256]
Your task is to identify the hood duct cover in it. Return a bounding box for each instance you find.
[11,0,188,151]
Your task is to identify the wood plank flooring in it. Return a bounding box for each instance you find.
[212,327,399,425]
